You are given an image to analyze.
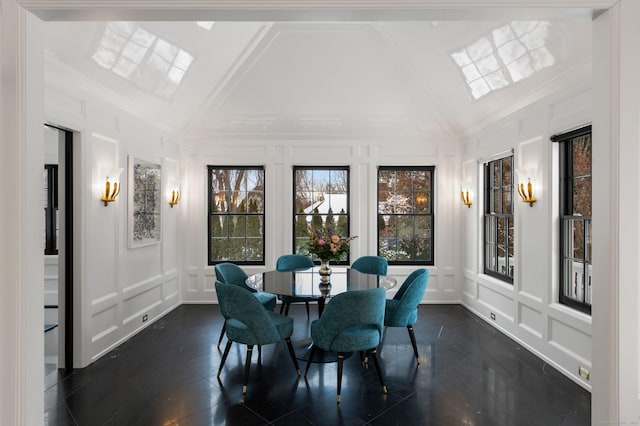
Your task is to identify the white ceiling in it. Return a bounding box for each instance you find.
[43,18,592,141]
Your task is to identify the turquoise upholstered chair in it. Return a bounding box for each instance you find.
[215,262,277,348]
[382,268,429,364]
[276,254,319,318]
[304,287,387,403]
[215,281,300,395]
[351,255,388,276]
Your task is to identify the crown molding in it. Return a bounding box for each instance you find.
[18,0,615,21]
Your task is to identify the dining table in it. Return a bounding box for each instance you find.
[246,267,396,362]
[246,266,396,317]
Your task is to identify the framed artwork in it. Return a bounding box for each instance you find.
[128,156,161,248]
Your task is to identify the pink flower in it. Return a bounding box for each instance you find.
[304,225,357,261]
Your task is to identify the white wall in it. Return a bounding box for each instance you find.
[44,82,182,368]
[181,138,462,305]
[461,82,593,390]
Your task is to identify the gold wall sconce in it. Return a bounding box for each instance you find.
[517,177,537,207]
[100,168,123,206]
[168,188,181,208]
[460,184,472,208]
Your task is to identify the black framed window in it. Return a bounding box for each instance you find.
[554,125,592,314]
[377,166,434,265]
[207,166,265,265]
[44,164,59,255]
[484,155,514,283]
[293,166,350,264]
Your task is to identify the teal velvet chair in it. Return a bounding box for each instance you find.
[215,262,277,348]
[304,287,387,403]
[276,254,319,318]
[215,281,300,395]
[351,255,388,276]
[382,268,429,364]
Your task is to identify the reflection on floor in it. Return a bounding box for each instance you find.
[44,304,590,425]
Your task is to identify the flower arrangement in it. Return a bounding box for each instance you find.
[305,225,356,262]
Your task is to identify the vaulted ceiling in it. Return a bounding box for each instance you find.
[43,18,592,141]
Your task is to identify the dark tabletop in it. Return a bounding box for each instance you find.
[246,267,396,298]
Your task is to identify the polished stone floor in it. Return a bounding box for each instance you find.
[44,304,590,425]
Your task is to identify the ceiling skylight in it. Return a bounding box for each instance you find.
[196,22,215,30]
[451,21,555,100]
[92,22,194,100]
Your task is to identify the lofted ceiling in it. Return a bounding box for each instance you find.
[43,18,592,141]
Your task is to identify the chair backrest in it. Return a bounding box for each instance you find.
[393,268,429,301]
[385,269,429,326]
[215,281,282,343]
[276,254,314,272]
[351,256,388,276]
[313,288,385,350]
[215,262,254,292]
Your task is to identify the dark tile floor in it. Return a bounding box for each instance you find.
[44,304,590,425]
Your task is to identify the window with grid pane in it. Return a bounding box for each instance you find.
[377,167,434,265]
[293,167,350,264]
[555,126,592,314]
[207,166,265,265]
[484,156,514,283]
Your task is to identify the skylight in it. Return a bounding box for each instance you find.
[92,22,194,100]
[451,21,555,100]
[196,22,215,30]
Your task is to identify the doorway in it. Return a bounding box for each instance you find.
[43,124,74,375]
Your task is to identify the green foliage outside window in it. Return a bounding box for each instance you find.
[377,167,434,265]
[293,167,350,263]
[208,166,265,264]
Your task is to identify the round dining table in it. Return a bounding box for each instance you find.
[246,266,396,317]
[246,267,396,362]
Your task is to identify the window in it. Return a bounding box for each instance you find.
[207,166,265,265]
[484,155,514,282]
[554,126,592,314]
[44,164,58,255]
[293,167,350,264]
[377,167,434,265]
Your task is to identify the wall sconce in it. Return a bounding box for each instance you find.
[100,168,123,206]
[517,178,537,207]
[168,186,181,208]
[460,184,472,208]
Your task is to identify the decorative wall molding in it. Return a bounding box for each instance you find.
[19,0,612,21]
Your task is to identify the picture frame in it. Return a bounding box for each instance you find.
[128,156,161,248]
